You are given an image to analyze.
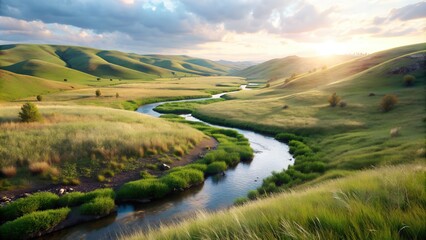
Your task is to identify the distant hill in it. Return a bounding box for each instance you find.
[216,60,258,72]
[0,44,235,83]
[235,55,356,81]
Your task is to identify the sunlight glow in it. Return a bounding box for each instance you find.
[316,41,347,56]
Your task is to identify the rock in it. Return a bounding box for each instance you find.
[369,93,376,96]
[159,163,171,171]
[69,188,74,192]
[390,127,400,137]
[23,193,31,197]
[1,196,11,202]
[59,188,65,195]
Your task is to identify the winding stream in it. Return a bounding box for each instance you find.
[43,86,293,240]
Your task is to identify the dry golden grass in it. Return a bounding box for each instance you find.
[28,162,50,175]
[1,166,17,178]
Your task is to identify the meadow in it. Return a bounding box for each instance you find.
[0,105,205,190]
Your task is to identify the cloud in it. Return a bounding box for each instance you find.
[388,1,426,21]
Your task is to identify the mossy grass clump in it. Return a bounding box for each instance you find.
[58,188,115,207]
[0,192,59,222]
[79,197,115,216]
[0,208,70,240]
[206,161,227,175]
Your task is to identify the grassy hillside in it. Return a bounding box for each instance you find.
[123,164,425,240]
[0,70,81,101]
[236,55,355,81]
[191,43,425,170]
[0,44,234,83]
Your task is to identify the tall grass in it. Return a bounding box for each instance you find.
[0,106,205,186]
[122,164,426,240]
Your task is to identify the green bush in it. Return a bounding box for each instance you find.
[206,161,227,175]
[328,93,341,107]
[117,179,170,200]
[79,197,115,216]
[380,94,398,112]
[168,169,204,185]
[58,192,86,207]
[95,89,101,97]
[247,190,259,200]
[234,197,249,206]
[36,95,43,101]
[83,188,115,202]
[0,208,70,240]
[19,102,42,122]
[185,163,208,172]
[58,188,115,207]
[161,174,188,189]
[403,74,415,86]
[0,192,59,221]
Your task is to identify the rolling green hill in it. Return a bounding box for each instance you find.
[0,69,80,101]
[0,44,235,83]
[235,55,356,81]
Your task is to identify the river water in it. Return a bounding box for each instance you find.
[44,86,293,240]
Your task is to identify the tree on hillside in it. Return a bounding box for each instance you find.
[403,75,415,86]
[19,102,42,122]
[95,89,102,97]
[380,94,398,112]
[36,95,43,101]
[328,93,341,107]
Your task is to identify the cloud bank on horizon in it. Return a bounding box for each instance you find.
[0,0,425,61]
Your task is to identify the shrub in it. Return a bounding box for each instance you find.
[328,93,341,107]
[0,208,70,240]
[185,163,208,172]
[95,89,102,97]
[29,162,50,175]
[206,161,227,175]
[58,192,86,207]
[63,78,67,82]
[1,166,17,178]
[0,192,59,221]
[115,92,119,98]
[19,102,42,122]
[161,174,188,189]
[247,190,259,200]
[168,169,204,185]
[79,197,115,216]
[102,169,115,177]
[117,179,170,200]
[339,101,347,107]
[234,197,249,206]
[84,188,115,202]
[97,77,101,81]
[380,94,398,112]
[69,178,81,185]
[36,95,43,101]
[403,74,415,86]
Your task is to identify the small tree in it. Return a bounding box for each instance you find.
[63,78,68,82]
[403,75,415,86]
[97,77,101,81]
[328,93,341,107]
[95,89,101,97]
[380,94,398,112]
[115,92,119,98]
[36,95,43,101]
[19,102,42,122]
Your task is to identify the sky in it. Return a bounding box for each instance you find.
[0,0,425,61]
